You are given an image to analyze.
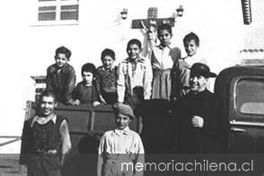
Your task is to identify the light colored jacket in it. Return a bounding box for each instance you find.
[117,57,153,103]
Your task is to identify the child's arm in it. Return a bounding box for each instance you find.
[97,134,106,176]
[64,66,76,104]
[143,59,153,100]
[171,60,190,100]
[46,66,54,91]
[59,119,71,166]
[140,20,158,59]
[19,120,31,165]
[134,134,145,176]
[19,120,32,175]
[99,95,107,105]
[117,62,126,103]
[94,69,106,104]
[92,84,102,106]
[97,154,103,176]
[177,62,191,97]
[72,84,80,106]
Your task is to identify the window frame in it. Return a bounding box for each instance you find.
[32,0,79,26]
[230,75,264,122]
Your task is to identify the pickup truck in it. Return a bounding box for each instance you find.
[20,65,264,175]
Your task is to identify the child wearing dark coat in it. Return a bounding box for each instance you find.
[46,46,76,105]
[73,63,101,106]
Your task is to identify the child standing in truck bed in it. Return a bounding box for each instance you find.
[46,46,76,105]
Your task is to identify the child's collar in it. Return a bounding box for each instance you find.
[31,113,57,127]
[127,57,141,63]
[82,81,93,87]
[159,44,171,50]
[102,65,114,71]
[114,126,130,135]
[55,63,68,69]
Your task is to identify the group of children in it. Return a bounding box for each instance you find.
[20,23,218,176]
[46,46,117,107]
[46,24,206,110]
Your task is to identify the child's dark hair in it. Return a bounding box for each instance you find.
[183,32,200,46]
[157,24,172,35]
[101,49,115,61]
[55,46,72,60]
[40,90,56,102]
[127,39,142,50]
[81,63,96,75]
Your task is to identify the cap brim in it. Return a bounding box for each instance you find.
[207,72,217,78]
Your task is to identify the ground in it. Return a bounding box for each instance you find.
[0,139,25,176]
[0,154,26,176]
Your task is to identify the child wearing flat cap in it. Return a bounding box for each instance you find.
[173,63,224,153]
[97,103,145,176]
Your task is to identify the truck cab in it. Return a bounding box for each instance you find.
[215,65,264,153]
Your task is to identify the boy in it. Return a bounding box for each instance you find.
[171,32,207,100]
[117,39,152,108]
[96,49,118,104]
[182,32,206,66]
[97,103,145,176]
[173,63,223,153]
[19,90,71,176]
[73,63,101,106]
[46,46,76,105]
[150,24,181,100]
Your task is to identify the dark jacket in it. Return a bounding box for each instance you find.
[173,89,224,153]
[73,81,100,104]
[46,63,76,104]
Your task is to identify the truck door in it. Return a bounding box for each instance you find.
[228,76,264,153]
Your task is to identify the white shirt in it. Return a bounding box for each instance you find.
[182,52,207,68]
[151,45,181,70]
[98,126,144,154]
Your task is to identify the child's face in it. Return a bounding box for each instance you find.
[115,113,131,130]
[82,71,93,85]
[55,53,68,68]
[184,39,198,57]
[158,29,172,46]
[39,95,56,117]
[127,44,141,60]
[102,55,114,69]
[189,74,208,92]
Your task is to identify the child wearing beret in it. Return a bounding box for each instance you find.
[97,103,145,176]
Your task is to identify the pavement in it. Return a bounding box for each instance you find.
[0,138,25,176]
[0,154,26,176]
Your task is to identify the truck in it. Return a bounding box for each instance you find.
[20,64,264,175]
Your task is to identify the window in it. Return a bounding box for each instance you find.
[36,0,79,25]
[236,79,264,115]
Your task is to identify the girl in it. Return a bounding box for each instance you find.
[73,63,101,106]
[150,24,181,100]
[96,49,118,104]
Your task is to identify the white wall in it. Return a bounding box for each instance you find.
[0,0,262,138]
[243,0,264,49]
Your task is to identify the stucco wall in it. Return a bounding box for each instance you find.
[0,0,261,138]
